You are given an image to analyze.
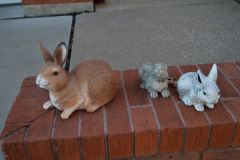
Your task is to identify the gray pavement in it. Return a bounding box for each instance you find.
[96,0,235,12]
[0,5,24,20]
[71,2,240,70]
[0,16,72,160]
[1,1,240,159]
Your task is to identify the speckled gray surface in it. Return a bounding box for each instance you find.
[96,0,235,12]
[71,3,240,70]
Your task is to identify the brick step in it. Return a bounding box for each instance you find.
[1,62,240,160]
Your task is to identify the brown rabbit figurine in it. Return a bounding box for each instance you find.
[36,42,116,119]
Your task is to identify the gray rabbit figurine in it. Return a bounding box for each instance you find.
[177,64,220,111]
[139,63,170,98]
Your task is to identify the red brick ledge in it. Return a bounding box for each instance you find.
[1,62,240,160]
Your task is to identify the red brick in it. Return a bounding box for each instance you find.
[131,153,200,160]
[50,0,71,3]
[26,109,55,160]
[168,66,182,102]
[22,0,32,5]
[32,0,50,4]
[152,97,184,154]
[199,63,239,98]
[0,124,27,140]
[5,108,50,125]
[205,101,235,149]
[53,110,81,160]
[81,109,106,160]
[12,97,50,110]
[230,78,240,92]
[202,149,240,160]
[178,104,210,152]
[21,78,37,88]
[16,87,49,99]
[179,65,198,74]
[224,99,240,147]
[123,69,149,106]
[105,88,131,159]
[1,127,28,160]
[131,107,158,157]
[218,62,240,77]
[114,70,123,85]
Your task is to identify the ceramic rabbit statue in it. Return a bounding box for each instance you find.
[177,64,220,111]
[36,42,116,119]
[139,63,170,98]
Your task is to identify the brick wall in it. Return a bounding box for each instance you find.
[1,62,240,160]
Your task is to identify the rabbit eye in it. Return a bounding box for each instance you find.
[53,71,58,76]
[203,92,206,95]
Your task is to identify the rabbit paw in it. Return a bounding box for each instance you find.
[150,92,158,99]
[194,104,204,112]
[43,100,54,109]
[205,103,214,109]
[61,111,71,119]
[181,97,193,106]
[161,90,170,98]
[86,105,99,113]
[140,83,145,89]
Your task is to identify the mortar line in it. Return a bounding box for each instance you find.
[116,85,124,88]
[220,99,238,147]
[0,126,31,159]
[220,97,240,101]
[130,104,151,109]
[26,78,37,85]
[203,111,213,150]
[102,106,109,159]
[24,127,32,160]
[217,65,240,96]
[147,93,161,155]
[169,90,187,153]
[77,111,85,160]
[233,62,240,70]
[120,71,135,157]
[5,123,30,126]
[177,66,183,75]
[11,107,45,110]
[28,108,55,124]
[172,66,187,153]
[228,76,240,78]
[50,109,58,160]
[17,96,49,100]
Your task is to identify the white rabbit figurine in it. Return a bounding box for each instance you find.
[36,42,116,119]
[177,64,220,111]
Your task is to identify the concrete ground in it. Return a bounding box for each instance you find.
[72,0,240,70]
[1,1,240,159]
[0,13,72,160]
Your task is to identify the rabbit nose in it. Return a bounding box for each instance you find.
[36,76,41,85]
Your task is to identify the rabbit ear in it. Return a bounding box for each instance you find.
[197,70,207,84]
[53,42,68,66]
[207,64,218,83]
[38,42,54,63]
